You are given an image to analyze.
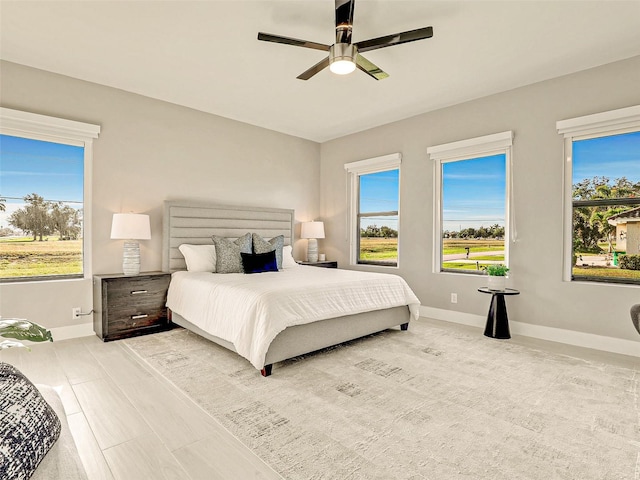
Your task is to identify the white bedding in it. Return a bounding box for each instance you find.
[167,266,420,369]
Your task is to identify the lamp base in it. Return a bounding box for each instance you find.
[307,238,319,263]
[122,241,141,276]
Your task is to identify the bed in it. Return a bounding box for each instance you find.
[162,200,420,376]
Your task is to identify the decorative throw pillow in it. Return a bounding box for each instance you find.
[178,244,217,272]
[0,362,61,480]
[211,233,252,273]
[241,250,279,274]
[282,245,299,269]
[252,233,284,270]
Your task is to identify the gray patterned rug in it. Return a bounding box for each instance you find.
[124,319,640,480]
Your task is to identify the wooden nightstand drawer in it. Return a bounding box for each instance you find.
[106,307,167,336]
[93,272,171,341]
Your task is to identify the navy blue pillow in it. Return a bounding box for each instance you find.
[241,250,279,274]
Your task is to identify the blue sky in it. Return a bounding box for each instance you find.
[572,130,640,184]
[359,169,399,230]
[0,134,84,229]
[442,154,506,232]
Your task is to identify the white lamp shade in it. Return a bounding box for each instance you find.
[110,213,151,240]
[301,221,325,239]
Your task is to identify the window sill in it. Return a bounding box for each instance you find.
[0,274,86,285]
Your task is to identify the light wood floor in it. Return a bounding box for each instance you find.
[0,334,283,480]
[1,321,638,479]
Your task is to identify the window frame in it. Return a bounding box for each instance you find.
[557,104,640,284]
[428,131,513,275]
[344,153,401,268]
[0,107,100,283]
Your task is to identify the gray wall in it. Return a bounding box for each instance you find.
[0,61,320,331]
[3,56,639,343]
[320,55,640,342]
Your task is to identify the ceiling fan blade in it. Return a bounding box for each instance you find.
[355,26,433,53]
[356,54,389,81]
[297,57,331,80]
[257,32,330,52]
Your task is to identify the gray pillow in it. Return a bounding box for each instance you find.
[212,233,252,273]
[0,362,62,480]
[252,233,284,270]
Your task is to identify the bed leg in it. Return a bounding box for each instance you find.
[400,323,409,331]
[260,364,273,377]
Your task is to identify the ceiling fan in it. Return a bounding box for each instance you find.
[257,0,433,80]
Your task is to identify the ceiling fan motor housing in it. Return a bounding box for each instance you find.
[330,43,357,64]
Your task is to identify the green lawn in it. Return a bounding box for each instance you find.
[442,239,504,255]
[0,237,82,278]
[442,261,504,271]
[359,237,398,262]
[573,266,640,280]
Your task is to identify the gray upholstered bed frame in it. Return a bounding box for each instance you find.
[162,200,410,376]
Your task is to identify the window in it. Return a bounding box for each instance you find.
[345,153,401,266]
[0,108,100,282]
[557,105,640,285]
[428,131,513,274]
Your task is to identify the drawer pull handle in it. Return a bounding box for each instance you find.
[131,290,148,295]
[131,314,148,320]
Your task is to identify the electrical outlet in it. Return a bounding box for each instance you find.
[72,307,81,320]
[450,293,458,304]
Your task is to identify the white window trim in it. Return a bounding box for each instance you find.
[0,107,100,281]
[557,104,640,282]
[428,131,513,274]
[344,153,402,267]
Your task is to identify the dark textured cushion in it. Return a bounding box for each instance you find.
[252,233,284,270]
[0,362,61,480]
[631,304,640,335]
[241,250,279,274]
[211,233,252,273]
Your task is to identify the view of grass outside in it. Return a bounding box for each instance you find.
[0,237,82,278]
[359,237,398,264]
[572,241,640,281]
[359,237,507,270]
[441,239,505,272]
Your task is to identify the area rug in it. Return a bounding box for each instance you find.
[124,319,640,480]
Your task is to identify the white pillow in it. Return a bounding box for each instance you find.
[282,245,299,269]
[178,244,217,272]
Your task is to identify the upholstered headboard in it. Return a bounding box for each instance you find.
[163,201,295,273]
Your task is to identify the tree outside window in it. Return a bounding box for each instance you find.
[571,131,640,283]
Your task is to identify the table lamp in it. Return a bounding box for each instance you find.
[110,213,151,275]
[301,221,325,263]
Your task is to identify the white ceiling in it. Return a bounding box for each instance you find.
[1,1,639,143]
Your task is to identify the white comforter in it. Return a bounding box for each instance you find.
[166,266,420,369]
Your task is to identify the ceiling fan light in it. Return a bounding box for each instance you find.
[330,59,356,75]
[329,43,357,75]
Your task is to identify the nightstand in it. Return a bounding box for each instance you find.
[298,261,338,268]
[93,271,171,341]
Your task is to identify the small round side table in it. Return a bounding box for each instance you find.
[477,287,520,339]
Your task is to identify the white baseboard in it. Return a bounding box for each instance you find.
[419,305,640,358]
[50,322,94,342]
